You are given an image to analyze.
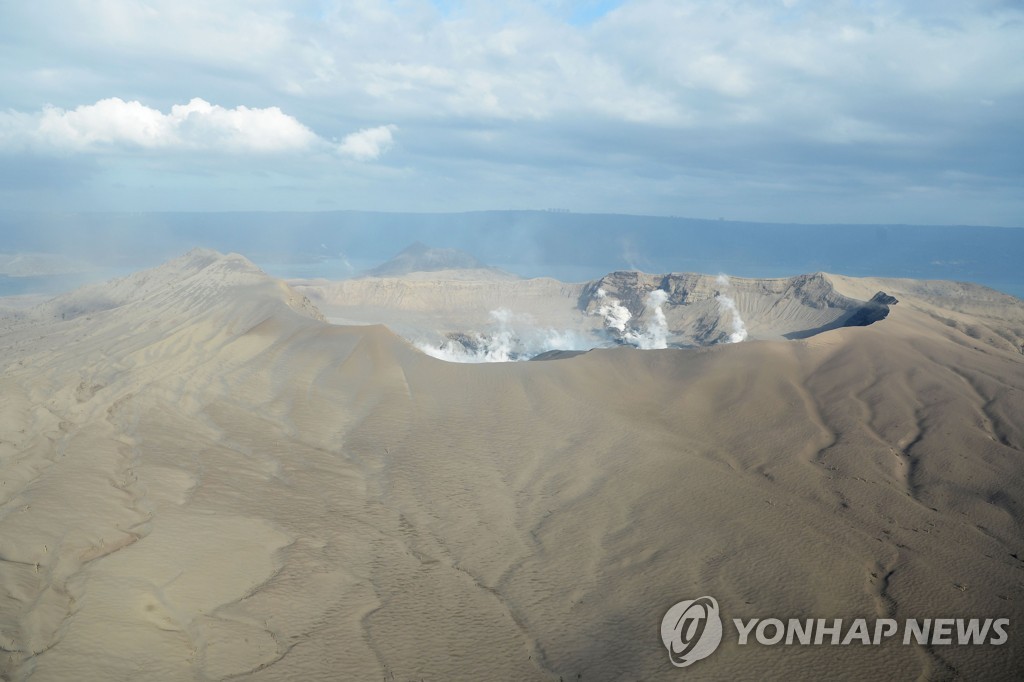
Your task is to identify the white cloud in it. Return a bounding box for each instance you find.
[167,98,319,152]
[2,97,317,153]
[37,98,174,150]
[0,97,397,160]
[338,125,398,161]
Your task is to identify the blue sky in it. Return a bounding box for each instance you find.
[0,0,1021,225]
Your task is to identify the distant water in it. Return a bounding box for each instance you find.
[260,257,372,281]
[0,269,133,298]
[1,210,1021,301]
[0,274,85,297]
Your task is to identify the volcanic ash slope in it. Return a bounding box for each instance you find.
[0,250,1022,680]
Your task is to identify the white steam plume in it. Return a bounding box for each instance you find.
[417,308,591,363]
[715,274,748,343]
[594,288,631,332]
[420,288,674,362]
[593,288,671,349]
[624,289,669,349]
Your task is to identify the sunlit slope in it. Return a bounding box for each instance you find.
[1,251,1021,680]
[827,273,1024,354]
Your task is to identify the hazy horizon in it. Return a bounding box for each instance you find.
[1,209,1022,299]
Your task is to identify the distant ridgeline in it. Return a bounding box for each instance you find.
[0,210,1021,298]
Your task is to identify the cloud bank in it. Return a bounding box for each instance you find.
[0,1,1021,219]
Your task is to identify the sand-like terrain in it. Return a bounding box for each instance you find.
[1,250,1022,680]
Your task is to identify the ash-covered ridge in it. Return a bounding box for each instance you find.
[14,248,325,326]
